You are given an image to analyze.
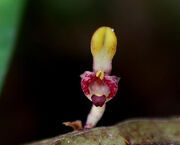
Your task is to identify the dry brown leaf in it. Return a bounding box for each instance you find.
[63,120,83,131]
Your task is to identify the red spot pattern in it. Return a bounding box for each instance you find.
[81,72,96,95]
[104,76,118,99]
[81,71,119,98]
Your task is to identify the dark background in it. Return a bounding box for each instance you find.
[0,0,180,144]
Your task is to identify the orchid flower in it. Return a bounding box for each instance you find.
[80,26,120,129]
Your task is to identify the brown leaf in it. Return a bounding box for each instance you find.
[63,120,83,131]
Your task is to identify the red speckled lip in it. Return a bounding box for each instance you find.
[81,71,119,99]
[91,95,106,107]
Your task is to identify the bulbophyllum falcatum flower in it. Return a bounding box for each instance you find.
[81,26,120,129]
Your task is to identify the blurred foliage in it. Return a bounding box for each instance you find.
[0,0,26,94]
[41,0,109,25]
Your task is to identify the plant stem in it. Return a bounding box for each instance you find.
[84,104,106,129]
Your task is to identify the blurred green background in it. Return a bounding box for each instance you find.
[0,0,180,144]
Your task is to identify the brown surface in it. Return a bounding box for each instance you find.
[26,118,180,145]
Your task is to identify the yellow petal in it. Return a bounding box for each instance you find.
[91,26,117,59]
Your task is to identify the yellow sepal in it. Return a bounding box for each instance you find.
[91,26,117,59]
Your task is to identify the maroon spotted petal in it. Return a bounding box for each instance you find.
[103,75,119,99]
[80,71,119,99]
[80,71,96,95]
